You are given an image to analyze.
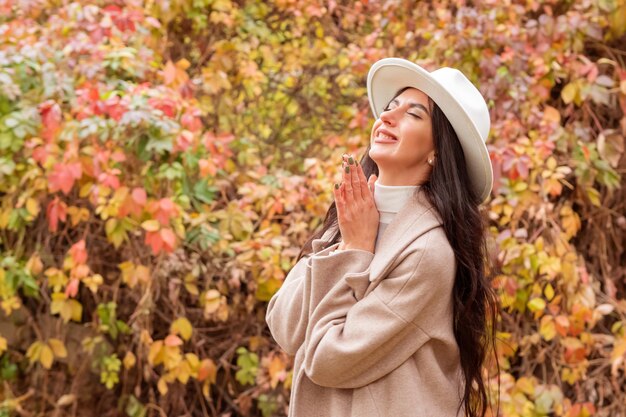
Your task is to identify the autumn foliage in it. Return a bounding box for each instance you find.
[0,0,625,416]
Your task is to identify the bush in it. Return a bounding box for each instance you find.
[0,0,624,416]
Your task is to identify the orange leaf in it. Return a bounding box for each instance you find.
[164,334,183,347]
[197,358,217,383]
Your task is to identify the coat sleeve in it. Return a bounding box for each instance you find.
[302,229,457,389]
[265,241,374,355]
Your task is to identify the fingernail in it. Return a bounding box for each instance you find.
[345,166,350,173]
[348,157,354,165]
[334,183,339,190]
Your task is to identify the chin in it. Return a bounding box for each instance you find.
[368,147,391,166]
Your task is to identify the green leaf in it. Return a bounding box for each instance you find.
[235,347,259,386]
[193,180,217,204]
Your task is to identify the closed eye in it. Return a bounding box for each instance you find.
[383,106,421,119]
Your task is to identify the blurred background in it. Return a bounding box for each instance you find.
[0,0,624,416]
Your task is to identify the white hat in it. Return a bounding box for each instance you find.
[367,58,493,203]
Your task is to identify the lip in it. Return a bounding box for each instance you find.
[374,128,398,144]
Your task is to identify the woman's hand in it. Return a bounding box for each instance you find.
[333,155,379,253]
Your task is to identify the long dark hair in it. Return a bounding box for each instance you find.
[298,89,499,417]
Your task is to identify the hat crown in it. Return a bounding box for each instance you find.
[428,67,490,143]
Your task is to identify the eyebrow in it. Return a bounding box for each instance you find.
[390,99,430,116]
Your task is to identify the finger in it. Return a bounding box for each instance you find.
[334,182,344,217]
[357,164,370,199]
[348,157,363,201]
[368,174,378,197]
[343,162,354,202]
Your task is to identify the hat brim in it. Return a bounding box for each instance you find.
[367,58,493,203]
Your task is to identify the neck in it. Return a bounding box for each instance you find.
[377,170,425,186]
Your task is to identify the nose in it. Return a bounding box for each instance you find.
[379,106,400,126]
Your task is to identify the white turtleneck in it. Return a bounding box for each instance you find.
[374,182,419,244]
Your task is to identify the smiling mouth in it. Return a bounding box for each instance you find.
[375,130,398,143]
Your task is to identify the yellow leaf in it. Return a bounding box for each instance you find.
[544,283,555,301]
[67,206,90,226]
[46,268,68,291]
[176,360,192,384]
[0,336,7,354]
[171,317,193,341]
[148,341,164,366]
[25,198,40,217]
[1,296,21,316]
[203,289,222,315]
[141,220,160,232]
[39,344,54,369]
[560,206,581,239]
[79,182,94,198]
[527,298,546,314]
[123,351,136,369]
[25,253,43,275]
[516,377,536,396]
[0,208,10,228]
[185,353,200,371]
[539,316,556,341]
[83,274,103,293]
[26,341,42,364]
[61,299,82,322]
[135,265,150,285]
[163,345,183,369]
[184,273,199,296]
[587,188,601,207]
[157,377,169,395]
[561,82,578,105]
[48,339,67,358]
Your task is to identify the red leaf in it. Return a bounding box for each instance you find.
[39,100,62,143]
[174,130,194,153]
[148,97,177,118]
[69,239,88,264]
[97,169,121,189]
[145,231,163,254]
[49,163,83,195]
[46,197,67,232]
[147,198,178,225]
[181,109,202,132]
[131,188,147,206]
[160,228,177,253]
[65,278,79,298]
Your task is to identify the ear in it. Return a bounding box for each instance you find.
[427,150,436,165]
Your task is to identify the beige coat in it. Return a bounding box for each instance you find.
[266,190,464,417]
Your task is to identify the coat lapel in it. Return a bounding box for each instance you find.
[368,189,442,284]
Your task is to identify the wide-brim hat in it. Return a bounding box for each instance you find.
[367,58,493,203]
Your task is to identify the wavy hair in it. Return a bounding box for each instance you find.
[298,87,499,417]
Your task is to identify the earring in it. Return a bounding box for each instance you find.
[428,158,434,166]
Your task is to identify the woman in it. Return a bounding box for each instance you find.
[266,58,498,417]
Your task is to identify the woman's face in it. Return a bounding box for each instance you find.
[368,88,435,186]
